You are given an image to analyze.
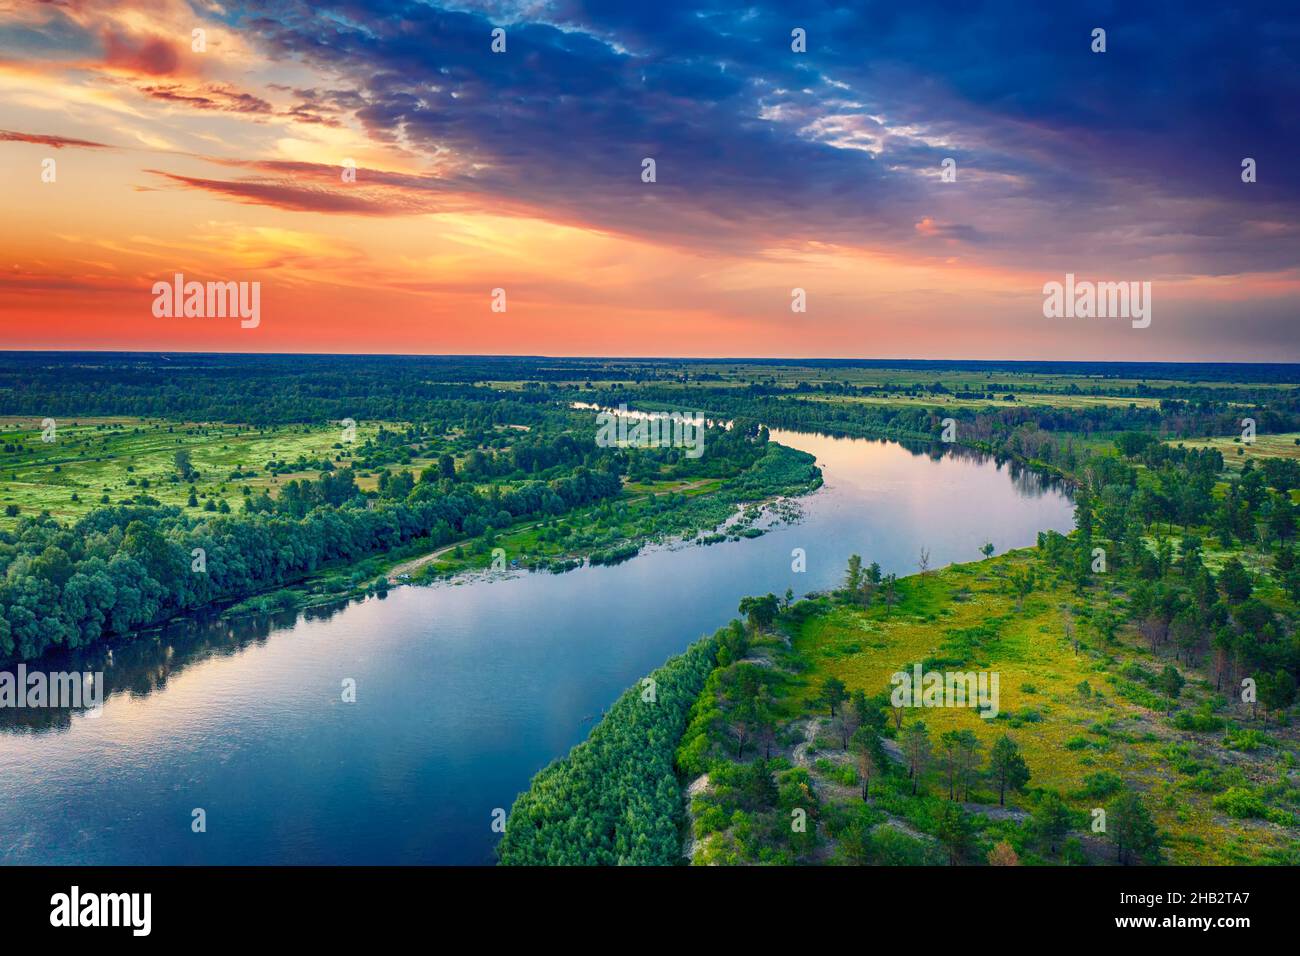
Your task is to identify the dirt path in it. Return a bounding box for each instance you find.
[385,541,471,582]
[682,773,712,863]
[792,717,820,769]
[794,717,935,849]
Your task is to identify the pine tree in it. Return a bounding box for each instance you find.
[990,734,1031,806]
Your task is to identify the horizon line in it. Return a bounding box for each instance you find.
[2,349,1299,370]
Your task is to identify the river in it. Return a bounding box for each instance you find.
[0,427,1073,864]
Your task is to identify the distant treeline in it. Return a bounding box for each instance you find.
[3,355,1297,428]
[0,356,559,425]
[580,386,1299,483]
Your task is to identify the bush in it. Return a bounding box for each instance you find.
[1062,838,1087,865]
[1265,807,1297,827]
[1187,769,1224,793]
[1079,770,1123,799]
[865,825,946,866]
[1222,728,1271,752]
[1172,706,1225,732]
[1213,787,1267,819]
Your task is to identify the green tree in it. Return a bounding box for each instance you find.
[1033,791,1071,856]
[727,700,755,760]
[881,574,900,616]
[1108,790,1162,865]
[753,684,778,758]
[818,676,848,716]
[902,721,931,795]
[1258,669,1298,723]
[939,730,964,801]
[715,619,749,666]
[844,554,863,597]
[851,689,887,732]
[989,734,1031,806]
[832,705,861,749]
[851,726,885,799]
[738,594,779,635]
[1217,557,1252,603]
[1008,566,1036,611]
[1158,664,1185,715]
[935,801,975,865]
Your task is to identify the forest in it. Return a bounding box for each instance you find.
[0,354,819,663]
[496,635,718,865]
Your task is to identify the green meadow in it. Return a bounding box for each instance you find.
[737,554,1300,865]
[0,416,402,528]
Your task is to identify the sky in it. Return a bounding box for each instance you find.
[0,0,1297,361]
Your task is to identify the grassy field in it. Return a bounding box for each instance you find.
[1169,431,1300,469]
[799,391,1164,411]
[689,550,1300,866]
[0,416,402,528]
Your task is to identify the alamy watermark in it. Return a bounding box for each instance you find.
[1042,273,1151,329]
[152,273,260,328]
[50,886,150,936]
[595,404,705,459]
[890,665,1000,719]
[0,665,103,716]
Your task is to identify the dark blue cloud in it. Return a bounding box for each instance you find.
[228,0,1300,274]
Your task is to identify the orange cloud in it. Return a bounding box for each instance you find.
[137,82,273,114]
[0,129,113,149]
[100,28,183,77]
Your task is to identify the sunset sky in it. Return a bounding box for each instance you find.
[1,0,1296,360]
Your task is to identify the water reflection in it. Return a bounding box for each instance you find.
[0,601,358,735]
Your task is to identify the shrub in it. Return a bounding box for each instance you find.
[1172,706,1225,733]
[1079,770,1123,799]
[1223,728,1271,752]
[1062,838,1087,865]
[1213,787,1267,819]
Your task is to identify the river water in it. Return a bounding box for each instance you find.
[0,428,1073,864]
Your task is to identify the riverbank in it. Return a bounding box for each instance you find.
[210,442,821,626]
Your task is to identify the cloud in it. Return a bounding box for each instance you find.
[137,82,274,114]
[100,27,182,77]
[5,0,1299,281]
[189,0,1290,276]
[914,218,983,243]
[0,129,113,149]
[142,164,501,217]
